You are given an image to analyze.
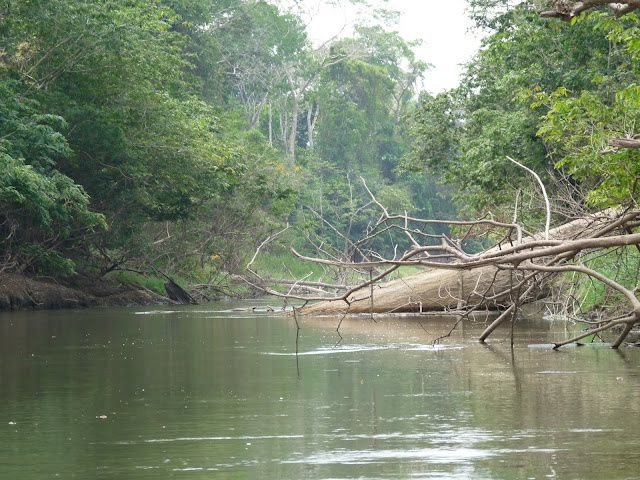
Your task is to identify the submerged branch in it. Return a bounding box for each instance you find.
[244,177,640,348]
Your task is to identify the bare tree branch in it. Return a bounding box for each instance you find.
[244,177,640,348]
[540,1,640,20]
[507,156,551,241]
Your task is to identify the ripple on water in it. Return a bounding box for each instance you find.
[536,371,580,375]
[528,342,613,349]
[261,343,463,356]
[134,310,181,315]
[281,447,495,465]
[326,429,496,445]
[134,310,263,319]
[106,434,305,445]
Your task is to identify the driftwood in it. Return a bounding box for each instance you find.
[297,210,631,316]
[164,279,198,305]
[243,4,640,347]
[244,172,640,348]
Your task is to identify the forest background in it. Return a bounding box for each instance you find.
[1,0,638,305]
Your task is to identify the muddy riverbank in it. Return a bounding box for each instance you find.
[0,273,160,311]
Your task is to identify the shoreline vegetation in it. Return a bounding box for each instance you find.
[1,1,639,345]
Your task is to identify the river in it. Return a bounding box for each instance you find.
[1,302,639,479]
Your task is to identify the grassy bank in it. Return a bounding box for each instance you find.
[551,246,640,317]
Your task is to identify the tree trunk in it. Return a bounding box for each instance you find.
[307,103,318,149]
[165,279,198,305]
[288,94,299,160]
[610,137,640,149]
[298,265,524,315]
[298,211,620,316]
[279,103,288,152]
[268,103,273,147]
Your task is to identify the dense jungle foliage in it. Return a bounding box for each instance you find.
[1,0,638,292]
[407,0,640,215]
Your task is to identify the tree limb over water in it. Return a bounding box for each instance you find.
[244,175,640,349]
[540,1,640,20]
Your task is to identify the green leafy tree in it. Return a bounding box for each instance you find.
[407,3,614,212]
[536,12,640,207]
[316,27,425,179]
[0,79,105,274]
[2,0,247,268]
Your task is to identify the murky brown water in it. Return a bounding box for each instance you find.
[1,302,639,479]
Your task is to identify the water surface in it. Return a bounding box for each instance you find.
[1,303,639,479]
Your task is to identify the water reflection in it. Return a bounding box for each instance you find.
[1,304,639,479]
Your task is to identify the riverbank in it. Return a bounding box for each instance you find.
[0,273,161,312]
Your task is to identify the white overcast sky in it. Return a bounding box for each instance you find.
[290,0,484,93]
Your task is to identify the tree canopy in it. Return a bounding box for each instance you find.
[407,0,640,217]
[0,0,435,280]
[2,0,638,296]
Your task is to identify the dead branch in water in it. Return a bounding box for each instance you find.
[242,172,640,348]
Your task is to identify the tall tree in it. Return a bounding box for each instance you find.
[315,27,425,177]
[408,2,614,212]
[1,0,245,269]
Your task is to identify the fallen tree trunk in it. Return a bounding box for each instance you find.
[246,172,640,347]
[297,210,634,316]
[298,265,519,315]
